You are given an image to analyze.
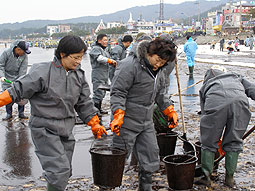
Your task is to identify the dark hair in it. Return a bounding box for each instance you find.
[147,38,177,62]
[122,35,133,43]
[55,35,87,59]
[186,35,191,40]
[97,34,107,42]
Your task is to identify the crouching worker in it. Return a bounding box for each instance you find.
[0,35,107,191]
[198,65,255,187]
[109,38,178,191]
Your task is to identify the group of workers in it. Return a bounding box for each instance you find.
[0,32,253,191]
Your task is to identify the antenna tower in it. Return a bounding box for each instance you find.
[159,0,164,21]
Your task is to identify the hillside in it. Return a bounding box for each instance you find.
[0,0,229,31]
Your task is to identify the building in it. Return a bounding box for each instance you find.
[135,20,155,34]
[47,26,59,36]
[221,1,255,33]
[58,25,71,33]
[207,11,224,35]
[107,22,122,29]
[154,19,177,34]
[95,19,106,33]
[46,24,71,35]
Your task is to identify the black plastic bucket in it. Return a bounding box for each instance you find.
[163,154,198,190]
[157,132,178,157]
[89,147,127,189]
[194,141,220,165]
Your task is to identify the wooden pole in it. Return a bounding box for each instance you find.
[175,57,186,137]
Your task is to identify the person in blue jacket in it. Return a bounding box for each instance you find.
[184,35,198,77]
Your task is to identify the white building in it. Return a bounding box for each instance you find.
[46,26,59,35]
[136,21,155,34]
[46,25,71,35]
[107,22,121,29]
[127,12,135,30]
[95,19,106,33]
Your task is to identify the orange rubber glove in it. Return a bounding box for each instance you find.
[162,105,178,128]
[109,109,125,136]
[0,90,12,107]
[107,58,117,67]
[218,140,225,156]
[88,115,107,139]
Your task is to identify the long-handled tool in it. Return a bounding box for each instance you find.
[195,125,255,176]
[175,57,186,138]
[170,79,203,97]
[175,57,193,153]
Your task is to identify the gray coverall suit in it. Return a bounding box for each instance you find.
[110,40,172,190]
[89,44,111,105]
[0,42,28,116]
[199,69,255,152]
[109,42,127,82]
[7,57,97,190]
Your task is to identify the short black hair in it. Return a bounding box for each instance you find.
[55,35,87,59]
[147,38,177,62]
[186,35,191,40]
[122,35,133,43]
[97,34,107,42]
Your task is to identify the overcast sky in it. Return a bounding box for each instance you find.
[0,0,200,24]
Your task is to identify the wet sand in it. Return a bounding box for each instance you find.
[0,46,255,190]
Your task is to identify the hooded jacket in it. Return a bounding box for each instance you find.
[110,40,172,131]
[184,38,198,57]
[111,41,127,61]
[7,57,97,137]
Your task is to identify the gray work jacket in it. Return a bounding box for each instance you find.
[7,57,97,137]
[0,47,28,90]
[110,40,172,131]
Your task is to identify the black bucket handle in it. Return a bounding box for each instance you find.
[175,155,198,166]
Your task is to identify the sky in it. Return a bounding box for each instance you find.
[0,0,200,24]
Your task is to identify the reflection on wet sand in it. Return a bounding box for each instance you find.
[3,119,32,177]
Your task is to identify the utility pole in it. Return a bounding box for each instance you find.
[240,0,242,32]
[198,1,201,22]
[195,1,201,22]
[159,0,164,22]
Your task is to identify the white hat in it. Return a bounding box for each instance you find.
[211,65,227,73]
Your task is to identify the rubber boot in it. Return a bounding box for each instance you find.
[18,105,28,119]
[225,152,239,188]
[47,183,62,191]
[195,150,215,186]
[188,66,194,78]
[138,170,153,191]
[3,104,12,120]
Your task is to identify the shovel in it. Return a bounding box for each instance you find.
[174,57,194,153]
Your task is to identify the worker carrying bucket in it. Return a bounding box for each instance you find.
[0,35,107,191]
[196,65,255,187]
[109,38,178,190]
